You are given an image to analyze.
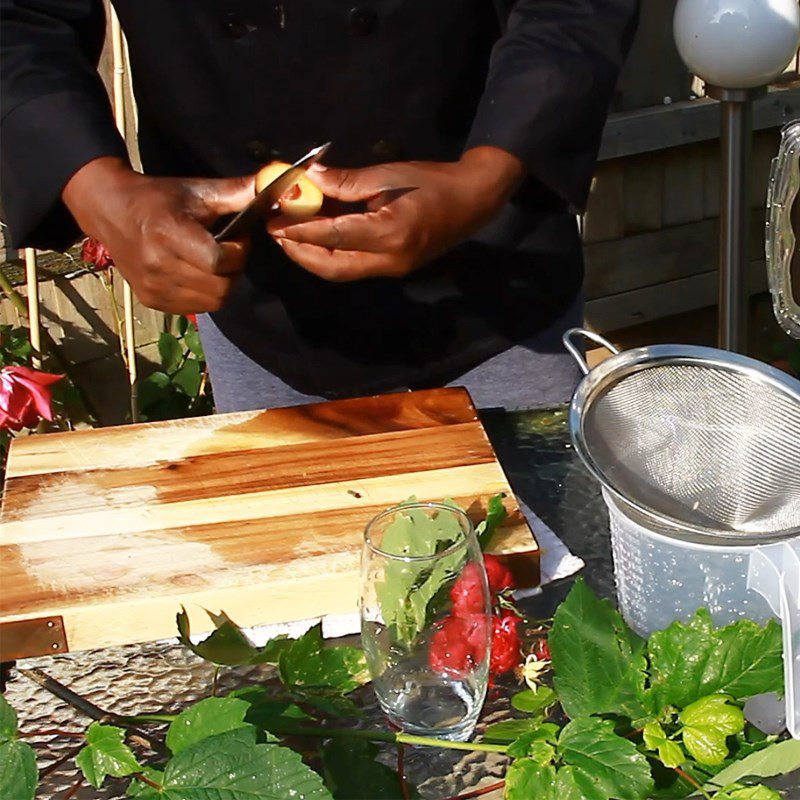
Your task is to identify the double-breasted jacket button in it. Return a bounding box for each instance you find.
[349,7,378,36]
[372,139,402,161]
[221,12,249,39]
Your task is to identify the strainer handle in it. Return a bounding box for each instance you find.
[562,328,621,375]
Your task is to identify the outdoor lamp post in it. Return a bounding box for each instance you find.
[674,0,800,353]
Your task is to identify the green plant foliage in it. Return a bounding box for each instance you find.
[549,578,648,721]
[0,696,36,800]
[321,739,420,799]
[645,610,783,713]
[139,320,212,421]
[75,723,142,788]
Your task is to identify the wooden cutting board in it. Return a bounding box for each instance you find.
[0,388,538,660]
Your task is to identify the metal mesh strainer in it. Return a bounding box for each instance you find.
[564,329,800,541]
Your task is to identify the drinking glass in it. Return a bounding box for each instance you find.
[359,502,491,741]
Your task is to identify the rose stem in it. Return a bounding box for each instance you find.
[124,715,509,754]
[397,743,410,800]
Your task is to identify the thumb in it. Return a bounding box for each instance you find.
[186,174,257,221]
[306,163,393,202]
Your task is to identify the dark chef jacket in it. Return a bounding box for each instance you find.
[1,1,639,397]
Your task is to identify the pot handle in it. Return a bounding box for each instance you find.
[748,542,800,739]
[562,328,621,376]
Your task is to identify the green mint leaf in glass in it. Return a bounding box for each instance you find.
[484,719,558,744]
[321,738,420,799]
[642,721,685,769]
[375,505,468,647]
[679,695,745,767]
[166,696,252,755]
[160,727,332,799]
[557,717,654,800]
[504,760,557,800]
[550,579,648,721]
[75,723,142,789]
[476,493,508,550]
[646,610,783,712]
[278,623,369,694]
[511,686,557,715]
[712,784,781,800]
[704,739,800,790]
[176,607,262,666]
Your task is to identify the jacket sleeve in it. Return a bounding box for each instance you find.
[466,0,640,211]
[0,0,128,250]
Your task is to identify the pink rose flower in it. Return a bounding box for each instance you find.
[0,366,63,431]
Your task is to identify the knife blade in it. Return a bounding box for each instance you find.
[213,142,331,242]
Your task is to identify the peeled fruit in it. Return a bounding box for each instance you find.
[255,161,324,219]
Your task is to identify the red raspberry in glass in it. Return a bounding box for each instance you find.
[483,554,515,595]
[450,562,486,616]
[489,611,522,677]
[429,616,472,674]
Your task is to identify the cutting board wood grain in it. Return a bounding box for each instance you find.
[0,388,538,659]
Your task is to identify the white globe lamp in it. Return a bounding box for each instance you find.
[675,0,800,89]
[673,0,800,352]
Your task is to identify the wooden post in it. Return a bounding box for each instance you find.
[110,6,139,421]
[24,249,41,369]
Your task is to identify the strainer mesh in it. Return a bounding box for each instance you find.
[583,363,800,533]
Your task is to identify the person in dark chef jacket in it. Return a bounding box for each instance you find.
[1,1,639,413]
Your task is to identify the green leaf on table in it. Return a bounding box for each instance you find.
[643,721,686,768]
[248,634,295,664]
[75,723,142,789]
[160,726,332,799]
[557,717,654,800]
[476,492,507,550]
[504,761,556,800]
[0,740,37,800]
[704,739,800,789]
[511,686,557,715]
[172,358,201,397]
[166,696,252,754]
[292,689,363,719]
[0,695,17,744]
[229,688,312,730]
[177,315,189,336]
[712,784,781,800]
[322,738,419,799]
[158,331,184,373]
[278,623,369,693]
[184,325,205,359]
[506,727,558,762]
[126,768,165,798]
[138,371,171,409]
[484,719,558,744]
[678,695,745,766]
[374,504,468,646]
[645,610,783,713]
[550,579,648,721]
[177,607,261,666]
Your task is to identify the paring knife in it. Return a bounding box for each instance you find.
[213,142,331,242]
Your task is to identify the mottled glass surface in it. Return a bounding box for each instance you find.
[3,407,797,798]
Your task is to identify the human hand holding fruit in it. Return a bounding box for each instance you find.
[268,146,525,281]
[63,157,254,314]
